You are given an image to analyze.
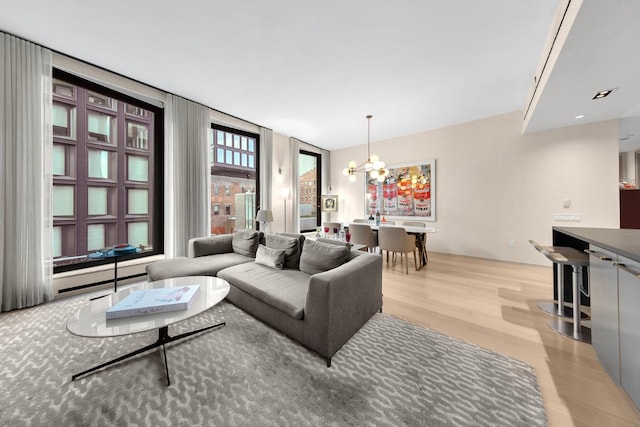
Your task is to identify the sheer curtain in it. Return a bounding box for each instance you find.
[0,33,53,311]
[164,94,211,257]
[259,127,273,213]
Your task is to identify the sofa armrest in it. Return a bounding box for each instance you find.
[188,234,233,258]
[303,253,383,359]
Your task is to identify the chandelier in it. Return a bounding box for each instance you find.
[342,115,389,182]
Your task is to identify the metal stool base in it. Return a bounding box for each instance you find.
[548,318,592,344]
[537,302,589,319]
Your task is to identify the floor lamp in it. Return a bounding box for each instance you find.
[281,188,290,232]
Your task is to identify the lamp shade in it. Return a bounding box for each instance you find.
[255,210,273,222]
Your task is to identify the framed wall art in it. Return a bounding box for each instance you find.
[321,194,339,212]
[365,159,436,221]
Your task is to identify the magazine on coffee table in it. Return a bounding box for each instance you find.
[106,285,201,320]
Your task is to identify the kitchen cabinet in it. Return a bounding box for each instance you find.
[617,255,640,409]
[587,245,619,384]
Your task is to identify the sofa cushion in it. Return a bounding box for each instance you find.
[190,234,233,257]
[299,239,349,275]
[232,229,260,257]
[218,263,310,319]
[266,234,301,269]
[315,238,352,254]
[255,244,285,270]
[146,253,254,281]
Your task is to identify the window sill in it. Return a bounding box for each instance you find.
[53,254,165,299]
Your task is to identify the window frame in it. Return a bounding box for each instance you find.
[53,69,164,274]
[299,150,321,232]
[209,123,260,233]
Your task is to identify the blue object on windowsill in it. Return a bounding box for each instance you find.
[88,245,139,259]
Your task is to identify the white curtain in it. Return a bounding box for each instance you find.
[0,33,53,311]
[164,94,210,257]
[259,127,273,212]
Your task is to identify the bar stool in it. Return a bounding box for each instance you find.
[545,248,591,343]
[529,240,588,320]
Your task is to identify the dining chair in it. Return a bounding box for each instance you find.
[349,223,378,253]
[377,226,418,274]
[352,219,369,223]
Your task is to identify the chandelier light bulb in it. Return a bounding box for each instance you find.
[370,154,379,164]
[376,174,385,182]
[348,160,357,169]
[348,174,357,182]
[370,170,379,179]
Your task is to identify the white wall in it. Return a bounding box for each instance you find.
[330,111,620,265]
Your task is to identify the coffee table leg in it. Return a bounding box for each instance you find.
[72,321,225,386]
[162,343,170,386]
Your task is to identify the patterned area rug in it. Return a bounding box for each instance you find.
[0,288,547,427]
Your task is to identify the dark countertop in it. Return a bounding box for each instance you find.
[553,227,640,262]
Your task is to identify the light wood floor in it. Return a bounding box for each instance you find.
[380,251,640,427]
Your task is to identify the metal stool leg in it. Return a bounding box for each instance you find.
[537,263,589,319]
[549,265,591,343]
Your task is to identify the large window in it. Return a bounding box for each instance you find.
[52,70,163,271]
[299,150,321,232]
[209,125,258,234]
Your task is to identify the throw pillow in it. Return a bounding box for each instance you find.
[266,234,301,269]
[232,229,261,257]
[299,239,349,275]
[315,238,352,254]
[255,244,285,270]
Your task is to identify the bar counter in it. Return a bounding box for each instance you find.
[553,227,640,263]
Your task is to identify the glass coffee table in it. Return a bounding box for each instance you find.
[67,276,230,386]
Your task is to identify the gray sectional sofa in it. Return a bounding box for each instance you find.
[146,230,383,366]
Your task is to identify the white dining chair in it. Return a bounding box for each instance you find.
[349,223,378,253]
[377,226,418,274]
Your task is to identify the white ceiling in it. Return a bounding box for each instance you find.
[524,0,640,153]
[1,0,635,152]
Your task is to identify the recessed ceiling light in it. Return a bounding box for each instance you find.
[592,88,616,99]
[575,114,585,119]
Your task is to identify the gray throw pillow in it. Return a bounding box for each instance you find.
[299,239,349,275]
[266,234,301,269]
[315,238,352,255]
[255,244,285,270]
[232,229,261,257]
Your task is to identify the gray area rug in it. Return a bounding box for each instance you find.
[0,288,547,427]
